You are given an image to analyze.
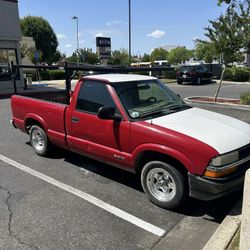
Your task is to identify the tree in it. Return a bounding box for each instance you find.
[167,47,193,64]
[205,7,247,65]
[20,43,43,64]
[20,16,59,64]
[195,41,218,63]
[76,48,99,64]
[217,0,250,54]
[150,48,168,62]
[108,49,130,66]
[66,52,78,63]
[141,53,151,62]
[218,0,231,5]
[203,3,249,100]
[217,0,248,6]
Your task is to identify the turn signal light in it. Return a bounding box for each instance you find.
[204,166,238,178]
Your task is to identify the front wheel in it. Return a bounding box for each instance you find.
[30,125,50,156]
[177,80,183,85]
[141,161,186,209]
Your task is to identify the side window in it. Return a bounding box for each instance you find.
[76,81,117,114]
[0,49,19,81]
[202,65,208,72]
[196,66,203,72]
[196,65,207,72]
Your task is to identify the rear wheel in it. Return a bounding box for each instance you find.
[30,125,50,156]
[141,161,186,209]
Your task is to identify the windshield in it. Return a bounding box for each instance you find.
[112,79,190,119]
[180,66,194,72]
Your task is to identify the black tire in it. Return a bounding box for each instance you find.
[177,80,183,85]
[30,125,50,156]
[141,161,186,209]
[209,76,213,83]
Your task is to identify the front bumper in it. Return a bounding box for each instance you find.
[177,76,195,82]
[188,173,245,200]
[10,119,17,129]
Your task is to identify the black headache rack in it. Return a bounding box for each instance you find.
[10,62,174,104]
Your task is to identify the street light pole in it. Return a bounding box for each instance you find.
[72,16,79,64]
[128,0,131,63]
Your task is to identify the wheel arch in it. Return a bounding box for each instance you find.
[24,114,47,134]
[135,150,190,178]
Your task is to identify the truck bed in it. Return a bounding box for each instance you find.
[11,94,68,149]
[21,90,69,104]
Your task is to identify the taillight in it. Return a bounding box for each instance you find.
[176,71,180,76]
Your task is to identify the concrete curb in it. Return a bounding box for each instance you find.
[203,199,242,250]
[215,80,250,85]
[240,169,250,250]
[184,96,250,111]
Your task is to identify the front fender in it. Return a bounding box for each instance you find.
[131,143,195,173]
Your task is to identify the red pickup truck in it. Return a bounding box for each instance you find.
[11,74,250,209]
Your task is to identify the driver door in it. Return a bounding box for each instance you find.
[68,80,131,167]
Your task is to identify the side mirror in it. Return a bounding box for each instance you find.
[97,106,121,122]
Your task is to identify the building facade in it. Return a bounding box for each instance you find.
[0,0,23,94]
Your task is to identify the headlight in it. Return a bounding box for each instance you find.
[204,150,239,178]
[210,151,239,167]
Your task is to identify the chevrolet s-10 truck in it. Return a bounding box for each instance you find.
[11,74,250,209]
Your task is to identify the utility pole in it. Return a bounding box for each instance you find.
[129,0,131,63]
[72,16,79,64]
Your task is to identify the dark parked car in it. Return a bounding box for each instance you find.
[176,65,213,85]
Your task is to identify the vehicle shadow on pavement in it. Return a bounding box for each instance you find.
[181,81,215,86]
[63,150,143,192]
[175,193,241,223]
[33,145,241,222]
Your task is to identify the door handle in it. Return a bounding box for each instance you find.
[72,117,80,123]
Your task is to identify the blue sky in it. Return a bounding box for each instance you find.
[18,0,227,56]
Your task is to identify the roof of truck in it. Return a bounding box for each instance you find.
[83,73,157,83]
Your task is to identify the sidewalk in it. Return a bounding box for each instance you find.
[215,79,250,85]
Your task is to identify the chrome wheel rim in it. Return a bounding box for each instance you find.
[197,78,201,84]
[146,168,176,202]
[32,130,44,151]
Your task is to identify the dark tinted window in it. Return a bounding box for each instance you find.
[196,65,204,72]
[180,66,194,72]
[0,49,19,81]
[76,80,116,114]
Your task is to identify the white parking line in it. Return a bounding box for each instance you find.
[0,154,166,237]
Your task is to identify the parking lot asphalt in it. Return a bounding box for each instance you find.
[0,82,249,249]
[167,80,250,100]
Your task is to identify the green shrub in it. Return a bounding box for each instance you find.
[39,70,65,80]
[39,70,50,80]
[240,92,250,105]
[224,67,250,82]
[164,69,177,79]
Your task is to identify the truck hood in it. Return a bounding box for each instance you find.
[147,108,250,154]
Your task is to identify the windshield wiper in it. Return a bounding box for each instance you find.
[138,109,172,118]
[167,103,191,111]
